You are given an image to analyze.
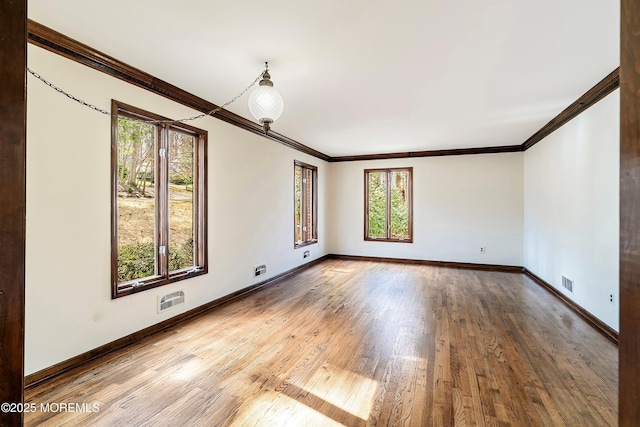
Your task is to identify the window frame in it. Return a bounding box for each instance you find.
[364,167,413,243]
[111,100,208,298]
[294,160,318,248]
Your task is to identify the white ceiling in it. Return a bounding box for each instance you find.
[29,1,619,157]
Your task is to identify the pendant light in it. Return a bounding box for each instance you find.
[248,62,284,133]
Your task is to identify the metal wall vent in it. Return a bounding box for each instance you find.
[561,276,574,293]
[158,290,185,313]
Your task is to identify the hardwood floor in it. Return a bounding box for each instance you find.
[24,260,618,426]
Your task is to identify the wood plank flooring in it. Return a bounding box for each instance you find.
[24,260,618,426]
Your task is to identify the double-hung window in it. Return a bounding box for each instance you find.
[111,100,207,298]
[294,161,317,248]
[365,167,413,242]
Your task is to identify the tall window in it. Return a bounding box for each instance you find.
[365,167,413,242]
[294,161,317,248]
[111,101,207,298]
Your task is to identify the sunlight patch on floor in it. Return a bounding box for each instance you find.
[231,391,344,427]
[169,357,204,381]
[296,363,378,420]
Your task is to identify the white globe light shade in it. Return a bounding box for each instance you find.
[248,85,284,123]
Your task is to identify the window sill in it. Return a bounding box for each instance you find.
[294,240,318,249]
[112,268,207,299]
[364,237,413,244]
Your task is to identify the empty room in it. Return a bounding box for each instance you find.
[2,0,640,426]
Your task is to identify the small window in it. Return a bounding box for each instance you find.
[294,161,318,248]
[365,167,413,242]
[111,100,207,298]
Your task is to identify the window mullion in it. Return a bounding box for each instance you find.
[386,171,391,240]
[301,166,306,242]
[158,124,169,279]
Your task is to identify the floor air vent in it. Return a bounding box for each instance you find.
[158,290,185,313]
[561,276,573,293]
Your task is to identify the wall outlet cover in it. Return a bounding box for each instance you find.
[254,264,267,277]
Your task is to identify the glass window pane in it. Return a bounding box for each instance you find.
[117,118,157,282]
[367,171,387,239]
[294,165,303,244]
[168,130,194,272]
[390,170,410,239]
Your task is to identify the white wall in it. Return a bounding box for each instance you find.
[524,90,619,331]
[328,153,524,266]
[25,41,619,376]
[25,45,328,375]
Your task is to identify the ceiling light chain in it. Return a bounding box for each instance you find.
[27,68,111,115]
[27,66,266,125]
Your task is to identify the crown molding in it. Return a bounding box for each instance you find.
[522,68,619,151]
[27,19,618,162]
[329,144,524,162]
[27,20,330,162]
[331,69,619,161]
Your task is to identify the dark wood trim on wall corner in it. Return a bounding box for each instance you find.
[523,268,618,345]
[329,254,524,273]
[619,0,640,423]
[26,20,330,163]
[24,255,329,389]
[522,68,619,151]
[0,1,27,425]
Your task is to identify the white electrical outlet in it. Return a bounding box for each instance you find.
[609,292,615,305]
[480,247,486,254]
[254,264,266,277]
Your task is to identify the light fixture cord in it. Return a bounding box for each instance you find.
[27,66,267,125]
